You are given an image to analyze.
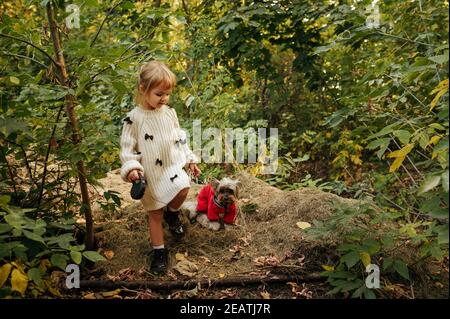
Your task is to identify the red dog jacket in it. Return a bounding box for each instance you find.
[196,184,237,224]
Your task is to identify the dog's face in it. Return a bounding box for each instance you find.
[211,177,240,206]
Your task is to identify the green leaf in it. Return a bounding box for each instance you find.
[0,224,12,234]
[51,254,69,271]
[9,76,20,85]
[429,123,447,131]
[27,268,44,288]
[4,213,26,229]
[366,138,390,150]
[22,230,45,244]
[441,170,449,192]
[368,123,399,140]
[82,251,106,263]
[393,260,410,281]
[70,251,82,265]
[418,175,441,195]
[363,287,376,299]
[428,53,449,64]
[437,225,449,245]
[383,257,394,271]
[393,130,411,145]
[342,251,360,269]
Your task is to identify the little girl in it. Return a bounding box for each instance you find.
[119,60,201,274]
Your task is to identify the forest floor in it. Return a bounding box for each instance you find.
[69,169,448,299]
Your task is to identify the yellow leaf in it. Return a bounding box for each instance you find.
[0,263,12,288]
[388,144,414,172]
[11,269,28,296]
[321,265,334,271]
[430,79,449,111]
[101,289,121,298]
[83,292,96,299]
[48,285,62,298]
[430,79,449,95]
[387,143,414,158]
[360,252,371,268]
[9,76,20,85]
[296,221,312,230]
[175,253,186,261]
[103,250,114,260]
[389,156,406,173]
[39,259,51,272]
[260,291,271,299]
[219,273,225,278]
[350,154,362,165]
[427,135,442,146]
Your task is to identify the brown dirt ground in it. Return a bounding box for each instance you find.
[74,169,448,299]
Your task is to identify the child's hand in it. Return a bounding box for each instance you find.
[188,163,201,178]
[127,169,143,182]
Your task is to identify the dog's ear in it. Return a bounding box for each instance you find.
[233,179,241,198]
[210,178,220,190]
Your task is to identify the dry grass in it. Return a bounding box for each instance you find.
[88,170,359,282]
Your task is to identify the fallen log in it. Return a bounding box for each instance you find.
[79,273,324,291]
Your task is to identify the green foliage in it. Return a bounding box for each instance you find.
[0,195,105,298]
[305,201,446,298]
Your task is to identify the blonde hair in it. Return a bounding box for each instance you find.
[135,60,176,105]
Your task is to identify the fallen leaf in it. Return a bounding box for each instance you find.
[219,273,225,279]
[102,289,121,298]
[11,269,28,296]
[296,221,311,230]
[260,291,271,299]
[174,260,198,277]
[321,264,334,271]
[104,250,114,260]
[175,253,186,261]
[184,286,199,298]
[0,264,12,288]
[83,292,96,299]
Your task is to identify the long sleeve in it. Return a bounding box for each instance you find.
[170,108,199,164]
[119,114,144,182]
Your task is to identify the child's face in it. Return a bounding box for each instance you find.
[140,82,172,110]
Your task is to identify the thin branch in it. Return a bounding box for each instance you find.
[90,50,146,82]
[0,51,48,68]
[375,31,437,48]
[0,33,59,68]
[0,147,18,198]
[78,273,324,291]
[90,1,124,48]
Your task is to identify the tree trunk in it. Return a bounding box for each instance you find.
[78,273,323,291]
[46,3,95,250]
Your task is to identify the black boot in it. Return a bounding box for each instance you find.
[164,207,186,241]
[149,248,168,274]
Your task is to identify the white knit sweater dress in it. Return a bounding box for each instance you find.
[119,105,198,211]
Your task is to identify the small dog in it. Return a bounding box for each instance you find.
[182,177,240,231]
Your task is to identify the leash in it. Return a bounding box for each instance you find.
[219,194,229,230]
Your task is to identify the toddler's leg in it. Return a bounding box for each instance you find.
[147,208,168,274]
[164,187,189,240]
[148,208,164,246]
[168,187,189,210]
